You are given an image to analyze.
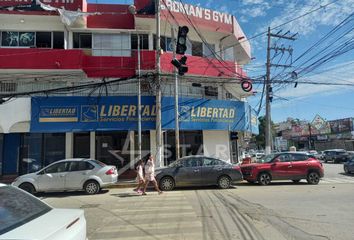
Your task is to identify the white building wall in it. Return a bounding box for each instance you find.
[203,130,231,162]
[0,98,31,133]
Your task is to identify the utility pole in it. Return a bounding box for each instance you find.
[171,27,180,159]
[265,27,296,155]
[155,0,163,166]
[137,34,142,161]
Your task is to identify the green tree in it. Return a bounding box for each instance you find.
[254,116,276,149]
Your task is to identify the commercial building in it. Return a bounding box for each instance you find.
[0,0,258,180]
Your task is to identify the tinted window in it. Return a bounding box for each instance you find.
[203,158,225,166]
[69,161,94,171]
[278,154,292,162]
[89,159,106,167]
[44,162,68,173]
[182,158,202,167]
[292,154,308,161]
[0,186,51,235]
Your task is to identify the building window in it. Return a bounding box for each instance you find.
[192,41,203,57]
[204,86,218,98]
[164,130,203,165]
[223,46,234,62]
[96,131,130,173]
[73,32,92,49]
[53,32,64,49]
[43,133,65,166]
[203,43,215,58]
[92,33,130,56]
[74,132,90,158]
[0,31,64,49]
[19,133,42,175]
[131,34,149,50]
[1,31,35,47]
[36,32,51,48]
[0,82,17,93]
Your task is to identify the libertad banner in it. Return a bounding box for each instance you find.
[31,96,258,133]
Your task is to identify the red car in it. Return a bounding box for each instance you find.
[240,152,324,185]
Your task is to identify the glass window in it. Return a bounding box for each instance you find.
[19,32,35,47]
[203,43,215,58]
[278,154,292,162]
[43,133,65,166]
[19,133,42,175]
[192,41,203,57]
[0,186,51,235]
[292,154,308,161]
[53,32,64,49]
[68,161,94,172]
[45,162,68,173]
[182,158,202,167]
[1,32,19,46]
[131,34,149,50]
[36,32,51,48]
[96,131,130,171]
[73,32,92,49]
[223,46,234,62]
[74,132,90,158]
[203,158,225,166]
[92,33,131,56]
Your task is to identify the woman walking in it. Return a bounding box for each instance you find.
[133,160,145,194]
[142,154,162,195]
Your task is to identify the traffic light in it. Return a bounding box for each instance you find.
[231,132,239,140]
[176,26,189,55]
[171,56,188,76]
[269,86,273,102]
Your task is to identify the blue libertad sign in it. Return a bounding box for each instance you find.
[31,96,258,133]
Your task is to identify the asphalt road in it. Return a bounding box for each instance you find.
[42,163,354,240]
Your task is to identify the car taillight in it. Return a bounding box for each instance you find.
[105,168,115,175]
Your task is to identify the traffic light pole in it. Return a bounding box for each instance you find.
[155,0,163,166]
[171,27,180,159]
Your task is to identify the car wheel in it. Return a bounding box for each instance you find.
[19,183,36,195]
[307,172,320,185]
[159,177,175,191]
[218,175,231,189]
[84,180,100,195]
[292,180,301,183]
[258,173,271,186]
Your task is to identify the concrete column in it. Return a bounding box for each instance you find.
[203,130,231,162]
[90,131,95,159]
[148,33,154,50]
[65,132,74,159]
[68,31,73,49]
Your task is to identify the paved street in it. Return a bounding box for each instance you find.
[42,163,354,240]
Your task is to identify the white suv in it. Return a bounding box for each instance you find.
[12,158,118,195]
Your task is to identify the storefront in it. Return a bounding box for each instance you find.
[0,96,258,179]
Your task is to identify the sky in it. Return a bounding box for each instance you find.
[88,0,354,124]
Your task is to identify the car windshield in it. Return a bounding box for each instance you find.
[0,186,52,235]
[257,154,277,163]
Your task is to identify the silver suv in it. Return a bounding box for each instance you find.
[12,159,118,195]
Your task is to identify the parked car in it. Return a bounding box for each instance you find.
[344,157,354,174]
[240,152,324,185]
[12,158,118,195]
[155,155,243,191]
[323,149,350,163]
[0,184,86,240]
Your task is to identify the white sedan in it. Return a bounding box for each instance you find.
[12,158,118,195]
[0,184,86,240]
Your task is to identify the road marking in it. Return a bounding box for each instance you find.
[321,177,354,184]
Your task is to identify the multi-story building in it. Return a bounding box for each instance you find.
[0,0,258,180]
